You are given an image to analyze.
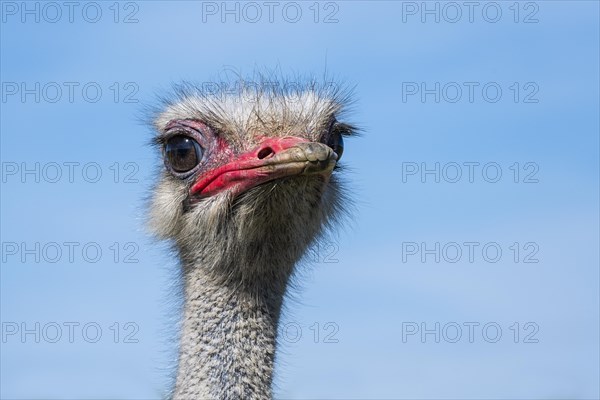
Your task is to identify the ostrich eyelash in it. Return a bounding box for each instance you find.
[334,122,358,137]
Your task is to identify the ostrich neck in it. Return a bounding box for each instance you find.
[173,257,290,399]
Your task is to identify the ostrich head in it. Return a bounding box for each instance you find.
[148,76,356,398]
[149,79,355,290]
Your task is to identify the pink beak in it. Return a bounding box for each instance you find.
[190,136,337,198]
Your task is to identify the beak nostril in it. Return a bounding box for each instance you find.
[257,147,274,159]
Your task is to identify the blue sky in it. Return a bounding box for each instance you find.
[1,1,598,398]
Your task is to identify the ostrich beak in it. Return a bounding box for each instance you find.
[190,136,337,198]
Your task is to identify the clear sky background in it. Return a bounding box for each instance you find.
[1,1,599,399]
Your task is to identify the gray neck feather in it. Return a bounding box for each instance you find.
[169,181,334,399]
[173,257,292,399]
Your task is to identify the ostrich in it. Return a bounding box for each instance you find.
[149,76,356,399]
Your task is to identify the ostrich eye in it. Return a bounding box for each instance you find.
[165,135,203,173]
[326,130,344,160]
